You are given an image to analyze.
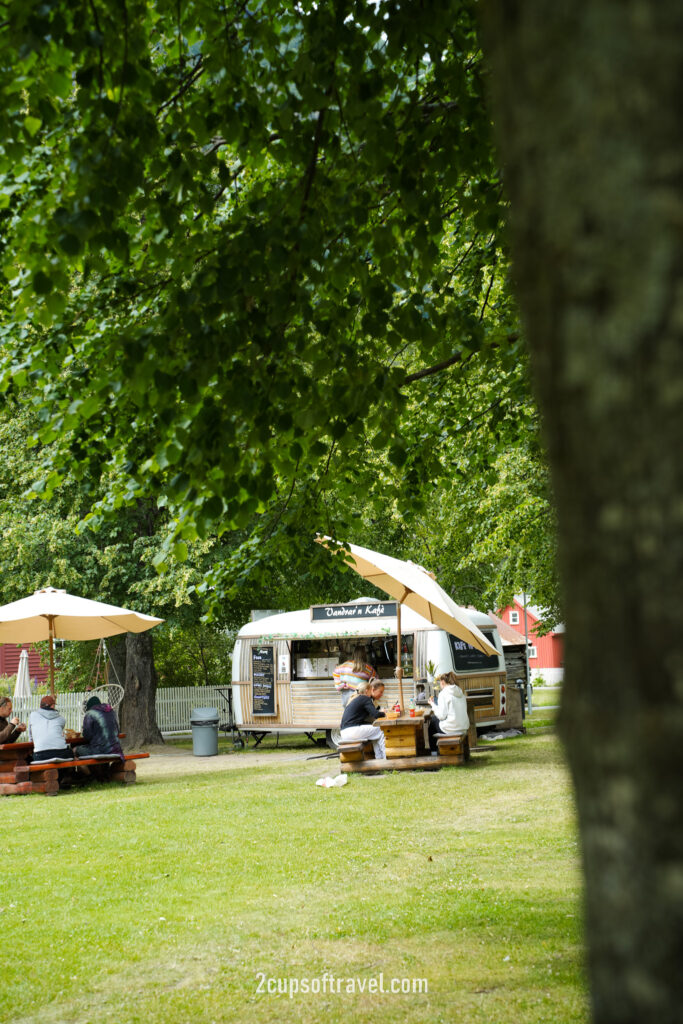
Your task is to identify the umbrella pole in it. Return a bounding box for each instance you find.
[396,602,405,711]
[48,617,55,696]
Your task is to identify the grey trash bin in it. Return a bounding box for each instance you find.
[190,707,219,756]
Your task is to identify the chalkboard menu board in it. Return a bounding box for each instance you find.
[252,645,276,716]
[449,632,499,672]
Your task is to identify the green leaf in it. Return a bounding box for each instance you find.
[32,271,53,295]
[23,116,42,137]
[58,234,83,256]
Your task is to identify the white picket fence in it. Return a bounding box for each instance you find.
[155,686,232,733]
[10,686,231,739]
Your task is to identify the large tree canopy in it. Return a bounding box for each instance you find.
[0,0,527,604]
[12,2,683,1022]
[3,2,681,1022]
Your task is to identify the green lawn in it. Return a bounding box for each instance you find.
[4,731,587,1024]
[530,686,562,710]
[166,731,329,755]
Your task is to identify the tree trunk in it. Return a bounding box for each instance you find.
[107,636,127,692]
[119,632,164,749]
[480,4,683,1022]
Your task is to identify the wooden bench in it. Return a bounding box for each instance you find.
[0,742,35,795]
[339,732,473,775]
[338,741,375,764]
[436,732,469,765]
[28,753,150,795]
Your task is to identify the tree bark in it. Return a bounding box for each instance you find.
[107,636,127,693]
[480,4,683,1022]
[118,632,164,749]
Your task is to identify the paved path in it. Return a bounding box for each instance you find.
[135,744,338,781]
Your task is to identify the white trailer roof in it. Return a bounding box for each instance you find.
[237,599,495,641]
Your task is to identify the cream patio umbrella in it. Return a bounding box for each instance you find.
[317,538,498,709]
[13,649,31,699]
[0,588,164,695]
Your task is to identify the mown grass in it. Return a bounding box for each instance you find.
[4,730,587,1024]
[530,686,562,709]
[166,731,328,755]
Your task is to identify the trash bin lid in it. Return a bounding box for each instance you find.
[190,707,219,724]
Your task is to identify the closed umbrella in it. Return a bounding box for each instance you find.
[317,538,498,709]
[13,649,31,698]
[0,588,164,695]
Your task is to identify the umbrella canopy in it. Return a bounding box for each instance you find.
[13,649,31,699]
[318,539,498,655]
[0,588,163,642]
[317,538,498,708]
[0,588,164,694]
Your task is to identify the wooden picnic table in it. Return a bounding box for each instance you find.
[376,710,431,758]
[0,737,147,796]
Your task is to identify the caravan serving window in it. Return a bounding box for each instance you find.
[291,635,413,680]
[449,630,499,672]
[291,638,344,680]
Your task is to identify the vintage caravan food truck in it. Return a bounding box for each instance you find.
[232,598,517,746]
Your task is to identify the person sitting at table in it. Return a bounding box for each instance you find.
[74,695,124,760]
[333,645,379,708]
[427,672,469,753]
[339,680,386,759]
[342,678,372,704]
[0,696,27,743]
[415,682,428,704]
[29,694,74,762]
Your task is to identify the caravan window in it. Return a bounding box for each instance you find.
[449,630,499,672]
[366,634,413,679]
[291,635,413,680]
[291,639,344,679]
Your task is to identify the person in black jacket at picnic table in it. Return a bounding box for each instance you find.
[0,696,27,743]
[339,681,386,759]
[74,696,124,760]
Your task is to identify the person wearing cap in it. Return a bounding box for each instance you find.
[29,694,73,763]
[0,696,27,743]
[74,695,123,760]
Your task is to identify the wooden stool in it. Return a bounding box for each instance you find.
[436,733,469,765]
[338,741,375,764]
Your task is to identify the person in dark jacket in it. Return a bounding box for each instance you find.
[0,696,27,743]
[339,681,386,759]
[74,696,123,759]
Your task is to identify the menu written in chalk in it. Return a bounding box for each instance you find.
[252,645,276,716]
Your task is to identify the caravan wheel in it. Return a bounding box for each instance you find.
[326,729,342,750]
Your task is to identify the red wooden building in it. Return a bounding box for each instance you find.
[0,644,49,685]
[497,596,565,683]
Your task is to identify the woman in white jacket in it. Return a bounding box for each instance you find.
[427,672,469,753]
